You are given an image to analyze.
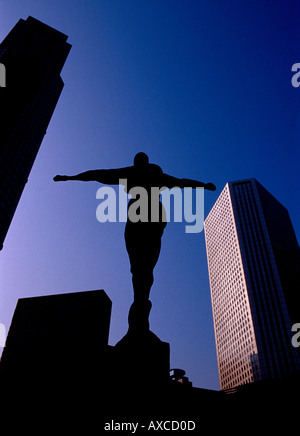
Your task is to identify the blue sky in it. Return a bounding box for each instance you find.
[0,0,299,390]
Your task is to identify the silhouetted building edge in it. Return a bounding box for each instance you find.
[0,16,71,250]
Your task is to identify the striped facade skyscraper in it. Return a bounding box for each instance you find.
[204,179,300,390]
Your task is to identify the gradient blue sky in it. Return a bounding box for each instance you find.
[0,0,299,390]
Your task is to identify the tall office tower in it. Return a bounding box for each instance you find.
[0,16,71,250]
[204,179,300,390]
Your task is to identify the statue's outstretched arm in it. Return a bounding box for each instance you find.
[161,173,216,191]
[53,167,131,184]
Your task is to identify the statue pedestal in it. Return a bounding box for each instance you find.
[111,329,170,389]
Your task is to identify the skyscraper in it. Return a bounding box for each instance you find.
[0,16,71,250]
[204,179,300,390]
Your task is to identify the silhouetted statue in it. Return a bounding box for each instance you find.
[54,152,216,335]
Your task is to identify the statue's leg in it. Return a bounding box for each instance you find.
[128,299,152,333]
[125,221,165,333]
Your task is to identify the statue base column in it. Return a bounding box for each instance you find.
[112,329,170,389]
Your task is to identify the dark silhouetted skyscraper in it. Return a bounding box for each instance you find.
[204,179,300,390]
[0,16,71,250]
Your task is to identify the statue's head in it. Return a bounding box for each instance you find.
[134,152,149,168]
